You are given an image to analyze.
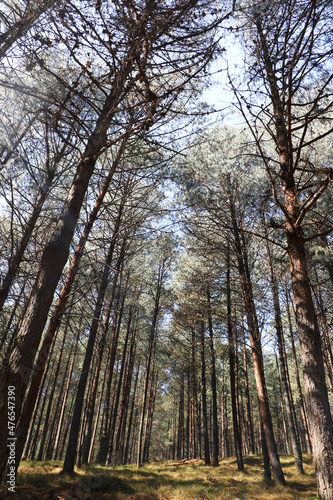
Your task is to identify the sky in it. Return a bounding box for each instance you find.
[201,32,245,121]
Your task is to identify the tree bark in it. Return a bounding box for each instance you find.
[287,228,333,495]
[261,418,272,482]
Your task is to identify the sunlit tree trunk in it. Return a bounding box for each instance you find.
[230,198,285,484]
[255,16,333,497]
[264,226,303,473]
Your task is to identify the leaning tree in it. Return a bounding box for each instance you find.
[0,0,230,481]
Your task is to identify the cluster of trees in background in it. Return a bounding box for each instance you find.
[0,1,332,499]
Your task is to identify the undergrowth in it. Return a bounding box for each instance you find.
[0,454,318,499]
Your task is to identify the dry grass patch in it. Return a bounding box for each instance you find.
[0,454,318,499]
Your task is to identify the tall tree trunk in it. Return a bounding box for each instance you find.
[8,143,127,472]
[264,226,304,473]
[87,351,109,464]
[230,198,285,484]
[200,321,210,466]
[220,359,229,458]
[62,235,125,473]
[312,274,333,402]
[192,335,201,461]
[257,18,333,497]
[136,258,165,467]
[242,327,255,454]
[123,363,140,465]
[226,247,244,471]
[23,332,58,460]
[80,246,127,465]
[53,330,79,461]
[142,366,158,463]
[58,394,76,461]
[0,65,136,477]
[97,287,124,464]
[22,328,58,460]
[37,322,70,461]
[285,289,312,454]
[287,227,333,494]
[177,374,185,460]
[207,287,219,467]
[30,354,58,461]
[261,418,272,482]
[190,326,197,459]
[114,329,137,465]
[107,307,133,464]
[275,356,290,453]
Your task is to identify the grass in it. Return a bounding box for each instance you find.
[0,454,318,499]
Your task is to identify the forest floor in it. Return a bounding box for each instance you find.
[0,454,318,499]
